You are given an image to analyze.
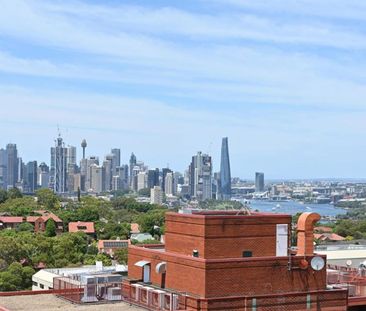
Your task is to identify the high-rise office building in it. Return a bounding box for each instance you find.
[220,137,232,200]
[147,169,159,189]
[25,161,37,193]
[38,162,50,189]
[114,164,129,190]
[165,172,175,196]
[111,148,121,175]
[150,186,163,205]
[103,157,113,191]
[189,152,212,201]
[255,172,265,192]
[90,164,103,193]
[137,171,147,191]
[129,153,137,188]
[85,156,99,191]
[6,144,18,189]
[161,168,172,193]
[0,148,7,189]
[50,137,67,193]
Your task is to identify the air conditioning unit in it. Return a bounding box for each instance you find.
[106,287,122,301]
[81,284,98,303]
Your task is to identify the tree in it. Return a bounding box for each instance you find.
[84,253,112,266]
[45,219,56,237]
[36,188,59,210]
[0,189,8,204]
[17,222,34,232]
[7,187,22,199]
[113,248,128,265]
[137,209,166,236]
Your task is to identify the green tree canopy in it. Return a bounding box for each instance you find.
[45,219,57,237]
[7,187,23,200]
[36,188,60,210]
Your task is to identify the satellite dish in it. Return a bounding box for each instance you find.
[311,256,325,271]
[346,260,353,267]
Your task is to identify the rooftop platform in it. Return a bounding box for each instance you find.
[0,294,142,311]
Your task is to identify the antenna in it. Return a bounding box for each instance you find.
[57,124,61,138]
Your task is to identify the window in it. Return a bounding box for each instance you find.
[192,250,199,257]
[32,281,38,287]
[40,284,44,289]
[243,251,252,257]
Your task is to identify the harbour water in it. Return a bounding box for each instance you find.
[244,200,347,217]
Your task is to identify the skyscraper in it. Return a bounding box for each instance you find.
[25,161,37,193]
[220,137,232,200]
[161,168,172,193]
[50,137,67,193]
[255,172,265,192]
[38,162,50,189]
[189,152,212,201]
[6,144,18,189]
[147,169,159,189]
[129,153,137,188]
[111,148,121,175]
[89,164,103,193]
[0,148,7,189]
[165,172,175,196]
[150,186,163,205]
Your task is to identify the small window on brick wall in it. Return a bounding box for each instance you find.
[243,251,252,257]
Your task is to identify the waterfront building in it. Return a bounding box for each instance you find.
[255,172,265,192]
[220,137,231,200]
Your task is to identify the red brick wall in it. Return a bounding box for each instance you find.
[128,244,329,299]
[204,256,327,298]
[165,213,291,259]
[128,245,206,297]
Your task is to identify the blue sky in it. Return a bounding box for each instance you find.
[0,0,366,179]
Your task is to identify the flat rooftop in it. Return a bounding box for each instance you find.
[0,294,143,311]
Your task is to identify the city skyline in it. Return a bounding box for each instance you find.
[1,1,366,178]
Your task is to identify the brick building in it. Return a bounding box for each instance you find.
[124,211,348,310]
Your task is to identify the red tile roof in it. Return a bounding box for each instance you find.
[68,221,95,234]
[0,216,24,223]
[26,212,62,223]
[314,233,346,241]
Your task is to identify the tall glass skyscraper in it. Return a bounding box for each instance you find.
[220,137,231,200]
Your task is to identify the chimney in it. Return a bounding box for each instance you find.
[297,212,320,256]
